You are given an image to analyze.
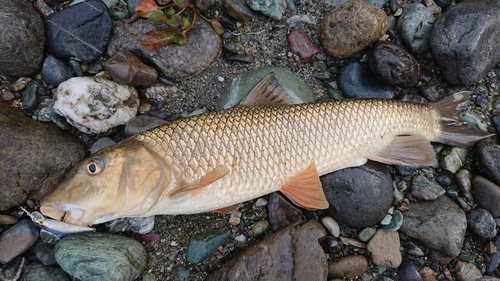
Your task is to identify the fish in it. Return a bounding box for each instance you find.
[40,74,493,226]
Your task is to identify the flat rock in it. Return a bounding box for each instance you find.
[411,175,445,200]
[473,176,500,217]
[107,19,221,81]
[0,0,45,76]
[206,220,328,281]
[430,0,500,85]
[0,103,87,211]
[0,220,39,264]
[319,0,387,59]
[328,255,368,279]
[367,228,402,268]
[246,0,285,20]
[477,138,500,186]
[105,50,158,87]
[337,62,395,99]
[400,195,466,258]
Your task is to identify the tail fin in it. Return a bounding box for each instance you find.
[431,91,493,147]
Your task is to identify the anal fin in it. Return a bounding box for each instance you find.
[168,165,230,199]
[368,135,437,167]
[280,161,329,209]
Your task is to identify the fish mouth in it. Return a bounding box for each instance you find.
[40,205,88,226]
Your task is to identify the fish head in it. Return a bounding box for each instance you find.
[40,138,171,226]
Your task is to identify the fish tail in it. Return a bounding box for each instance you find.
[431,91,493,147]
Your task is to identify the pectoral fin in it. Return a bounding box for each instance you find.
[168,165,230,199]
[212,205,239,214]
[238,72,295,106]
[280,161,329,209]
[368,135,437,167]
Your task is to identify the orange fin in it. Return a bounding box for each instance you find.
[280,161,329,209]
[168,165,230,199]
[368,135,437,167]
[212,205,239,214]
[238,72,295,106]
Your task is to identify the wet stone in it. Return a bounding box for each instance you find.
[226,54,254,64]
[337,62,395,99]
[398,262,423,281]
[411,175,445,201]
[186,228,230,264]
[467,208,497,239]
[397,3,434,54]
[359,227,377,242]
[477,139,500,186]
[287,28,320,63]
[367,228,402,268]
[439,147,468,174]
[21,262,70,281]
[32,240,57,265]
[41,55,73,87]
[455,260,482,281]
[383,209,403,232]
[0,220,39,264]
[105,216,155,234]
[473,176,500,217]
[246,0,285,20]
[39,229,62,245]
[21,81,41,110]
[105,50,158,87]
[268,192,303,231]
[1,256,24,281]
[328,255,368,279]
[321,217,340,238]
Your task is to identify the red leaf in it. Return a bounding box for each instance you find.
[135,0,159,17]
[173,0,191,8]
[139,28,188,51]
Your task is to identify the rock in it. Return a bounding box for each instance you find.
[397,3,435,54]
[246,0,285,20]
[0,215,19,225]
[473,176,500,217]
[54,232,147,281]
[186,228,230,264]
[32,240,57,265]
[400,195,466,258]
[467,208,497,239]
[478,277,500,281]
[217,66,315,110]
[419,266,438,281]
[430,0,500,85]
[321,236,344,255]
[42,55,73,86]
[328,255,368,279]
[250,220,271,237]
[368,41,420,88]
[140,82,180,105]
[287,28,320,63]
[477,139,500,186]
[455,261,482,281]
[21,80,42,110]
[124,115,169,137]
[40,229,62,245]
[0,220,39,264]
[439,147,468,174]
[21,262,70,281]
[411,175,445,200]
[367,228,402,268]
[206,220,328,281]
[45,0,111,62]
[319,0,387,59]
[53,77,140,134]
[322,161,393,228]
[107,19,221,81]
[105,50,158,87]
[321,217,340,238]
[0,256,25,281]
[337,62,395,99]
[487,252,500,273]
[398,262,423,281]
[0,103,87,211]
[253,198,268,209]
[383,209,404,232]
[456,169,473,200]
[268,193,303,231]
[90,137,116,154]
[0,0,45,76]
[105,216,155,234]
[358,227,377,242]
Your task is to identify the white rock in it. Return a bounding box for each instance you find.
[253,198,268,210]
[321,217,340,238]
[234,234,247,243]
[53,77,139,134]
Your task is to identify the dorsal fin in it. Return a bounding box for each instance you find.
[238,72,295,106]
[168,165,230,199]
[368,135,437,167]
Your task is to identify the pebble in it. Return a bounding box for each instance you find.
[407,244,425,257]
[419,266,438,281]
[319,0,387,59]
[268,193,302,231]
[105,216,155,234]
[45,0,111,62]
[22,262,70,281]
[234,234,247,243]
[286,14,317,28]
[321,217,340,238]
[358,227,377,242]
[41,55,73,86]
[321,236,344,254]
[250,220,271,237]
[328,255,368,279]
[456,169,472,200]
[430,0,500,85]
[124,115,169,137]
[32,240,57,265]
[397,3,434,54]
[253,198,268,209]
[411,175,445,200]
[383,209,403,232]
[455,261,482,281]
[473,176,500,217]
[287,28,320,63]
[368,40,420,88]
[322,161,394,228]
[339,236,367,249]
[367,228,402,268]
[0,214,19,225]
[21,80,41,110]
[398,262,423,281]
[140,82,180,104]
[54,232,147,281]
[186,228,231,264]
[0,91,15,101]
[0,220,39,264]
[337,62,395,99]
[0,256,25,281]
[0,0,45,76]
[467,208,497,239]
[246,0,285,20]
[477,139,500,186]
[226,54,255,64]
[68,60,83,77]
[439,147,468,174]
[105,50,158,87]
[53,76,139,134]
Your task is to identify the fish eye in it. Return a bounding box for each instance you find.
[86,157,104,175]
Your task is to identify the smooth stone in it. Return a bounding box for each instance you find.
[268,192,303,231]
[0,220,39,264]
[368,41,420,88]
[36,100,57,122]
[319,0,387,59]
[227,54,254,64]
[337,62,395,99]
[21,80,41,110]
[430,0,500,85]
[206,220,328,281]
[0,0,45,76]
[400,195,466,258]
[45,0,111,62]
[246,0,285,20]
[322,217,340,238]
[419,266,439,281]
[105,216,155,234]
[322,161,393,228]
[54,232,147,281]
[105,50,158,87]
[250,220,271,237]
[0,215,19,225]
[487,252,500,273]
[467,208,497,239]
[407,244,425,257]
[456,169,473,200]
[53,77,139,134]
[473,176,500,217]
[186,228,230,264]
[22,262,70,281]
[287,28,320,63]
[358,227,377,242]
[0,256,24,281]
[0,103,87,211]
[39,229,62,245]
[124,115,169,137]
[367,228,402,268]
[32,240,57,265]
[107,19,221,81]
[328,255,368,279]
[383,209,403,232]
[397,3,435,54]
[477,139,500,186]
[42,55,73,87]
[217,66,315,110]
[455,260,482,281]
[90,137,116,154]
[253,198,268,209]
[411,175,445,200]
[439,146,468,174]
[398,262,423,281]
[68,60,83,77]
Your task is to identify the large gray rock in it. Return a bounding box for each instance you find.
[206,220,328,281]
[0,0,45,76]
[0,103,87,211]
[430,0,500,85]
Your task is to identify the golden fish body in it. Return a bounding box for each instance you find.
[40,92,491,226]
